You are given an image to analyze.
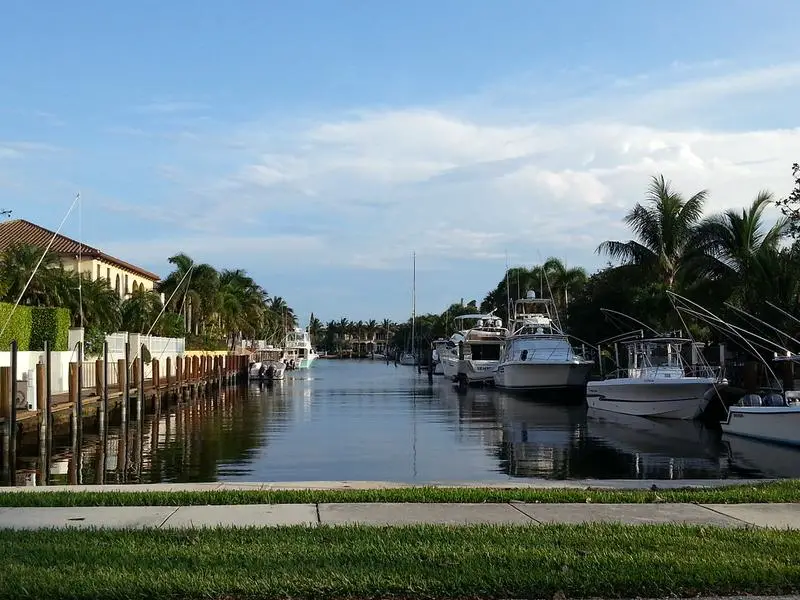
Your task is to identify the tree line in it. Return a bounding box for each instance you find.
[374,167,800,354]
[0,247,298,354]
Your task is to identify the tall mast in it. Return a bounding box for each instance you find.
[411,251,416,358]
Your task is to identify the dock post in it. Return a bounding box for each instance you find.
[101,341,108,436]
[1,366,11,482]
[132,357,140,391]
[94,358,103,398]
[76,341,83,426]
[138,344,145,421]
[10,340,18,453]
[166,357,172,388]
[176,356,183,385]
[36,361,46,440]
[68,362,78,407]
[154,359,161,389]
[45,341,52,471]
[123,342,130,436]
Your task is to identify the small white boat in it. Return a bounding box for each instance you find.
[399,352,417,366]
[494,292,593,392]
[440,314,508,386]
[249,360,286,381]
[430,338,449,375]
[586,335,726,420]
[721,384,800,446]
[283,327,318,369]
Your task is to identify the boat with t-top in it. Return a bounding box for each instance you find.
[493,291,593,392]
[282,327,318,369]
[586,332,725,419]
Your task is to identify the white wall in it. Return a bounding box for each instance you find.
[0,331,186,410]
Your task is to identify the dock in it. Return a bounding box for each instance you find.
[0,341,251,482]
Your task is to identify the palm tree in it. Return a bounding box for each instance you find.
[308,313,323,346]
[158,253,218,335]
[542,257,587,314]
[694,191,789,308]
[121,289,163,333]
[0,243,62,306]
[77,276,122,331]
[597,174,707,289]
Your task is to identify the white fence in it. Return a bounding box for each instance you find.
[0,330,186,409]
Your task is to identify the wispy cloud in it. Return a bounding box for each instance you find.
[0,141,62,159]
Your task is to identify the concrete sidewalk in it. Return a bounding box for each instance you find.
[0,502,798,530]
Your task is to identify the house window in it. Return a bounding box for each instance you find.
[115,274,120,295]
[106,267,110,283]
[125,274,129,294]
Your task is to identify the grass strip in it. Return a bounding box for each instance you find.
[0,480,798,507]
[1,523,799,599]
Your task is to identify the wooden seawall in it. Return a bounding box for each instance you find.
[0,340,251,480]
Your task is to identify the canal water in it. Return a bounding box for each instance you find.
[10,359,800,485]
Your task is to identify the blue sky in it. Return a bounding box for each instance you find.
[1,1,798,324]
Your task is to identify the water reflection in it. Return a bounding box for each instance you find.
[6,359,800,485]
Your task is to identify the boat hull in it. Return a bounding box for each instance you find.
[721,405,800,446]
[494,361,592,390]
[297,354,318,369]
[586,378,719,419]
[248,361,286,381]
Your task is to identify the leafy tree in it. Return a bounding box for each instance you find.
[597,174,707,289]
[776,162,800,238]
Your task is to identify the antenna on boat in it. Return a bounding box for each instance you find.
[766,300,800,327]
[599,308,661,337]
[724,302,800,350]
[504,250,511,322]
[77,192,84,329]
[667,291,784,390]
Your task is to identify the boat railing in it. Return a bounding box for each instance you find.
[601,364,725,381]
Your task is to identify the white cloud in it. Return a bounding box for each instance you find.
[92,61,800,281]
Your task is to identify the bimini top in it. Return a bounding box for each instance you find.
[453,313,504,330]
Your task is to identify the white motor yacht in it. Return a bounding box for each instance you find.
[439,314,508,386]
[493,292,593,392]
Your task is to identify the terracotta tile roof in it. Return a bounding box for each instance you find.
[0,219,161,281]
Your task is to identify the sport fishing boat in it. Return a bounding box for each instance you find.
[439,314,508,386]
[493,292,593,392]
[282,327,318,369]
[720,355,800,446]
[586,334,725,419]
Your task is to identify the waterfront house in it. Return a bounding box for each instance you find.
[0,219,160,298]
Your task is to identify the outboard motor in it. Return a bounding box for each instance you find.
[259,364,267,379]
[266,364,276,380]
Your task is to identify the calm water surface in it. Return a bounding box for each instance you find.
[12,359,800,485]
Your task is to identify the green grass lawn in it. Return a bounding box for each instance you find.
[1,523,798,599]
[0,479,798,507]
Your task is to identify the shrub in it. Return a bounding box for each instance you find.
[0,303,70,351]
[0,303,32,350]
[30,306,70,351]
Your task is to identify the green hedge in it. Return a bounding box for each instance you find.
[0,303,69,351]
[30,307,70,351]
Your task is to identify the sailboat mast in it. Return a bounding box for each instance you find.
[411,251,416,358]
